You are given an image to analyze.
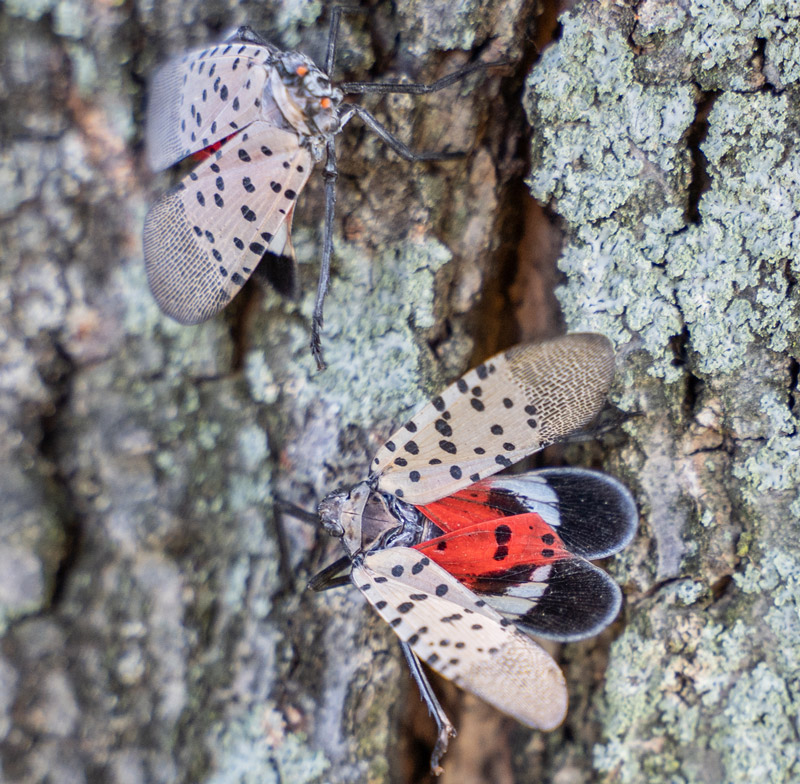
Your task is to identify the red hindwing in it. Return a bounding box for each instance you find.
[191,131,237,162]
[413,512,569,590]
[416,486,508,532]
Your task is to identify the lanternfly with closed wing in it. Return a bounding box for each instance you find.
[142,11,503,367]
[143,32,338,333]
[306,333,638,772]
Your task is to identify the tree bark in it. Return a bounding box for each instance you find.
[524,3,800,784]
[2,1,798,783]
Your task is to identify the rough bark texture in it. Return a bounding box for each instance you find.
[525,2,800,783]
[2,1,799,783]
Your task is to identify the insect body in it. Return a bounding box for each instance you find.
[143,13,503,367]
[310,333,638,771]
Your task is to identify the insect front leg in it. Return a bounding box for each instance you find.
[341,58,508,96]
[310,139,339,370]
[344,104,465,162]
[307,555,352,591]
[324,5,371,76]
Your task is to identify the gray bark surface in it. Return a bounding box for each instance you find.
[2,1,799,783]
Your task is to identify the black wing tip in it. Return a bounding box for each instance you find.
[536,467,639,559]
[515,559,624,642]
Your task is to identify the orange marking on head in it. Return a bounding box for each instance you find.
[296,65,309,76]
[320,97,331,109]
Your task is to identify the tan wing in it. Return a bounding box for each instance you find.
[143,123,313,324]
[354,547,567,730]
[372,333,615,504]
[146,42,276,172]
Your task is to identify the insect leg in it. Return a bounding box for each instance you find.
[268,502,299,595]
[308,555,353,591]
[345,105,464,162]
[324,6,342,75]
[311,139,338,370]
[400,642,457,775]
[324,5,368,76]
[227,25,270,47]
[341,59,508,95]
[273,497,320,526]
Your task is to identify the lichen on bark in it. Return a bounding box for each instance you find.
[525,3,800,783]
[0,0,528,782]
[6,0,799,781]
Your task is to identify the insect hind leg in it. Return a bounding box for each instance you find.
[400,642,457,775]
[310,139,338,370]
[225,25,270,46]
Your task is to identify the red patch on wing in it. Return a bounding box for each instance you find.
[191,132,237,162]
[413,512,569,590]
[416,486,503,532]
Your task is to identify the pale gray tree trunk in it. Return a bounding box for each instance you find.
[2,1,798,783]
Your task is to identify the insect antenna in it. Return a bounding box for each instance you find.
[400,641,457,775]
[340,57,509,96]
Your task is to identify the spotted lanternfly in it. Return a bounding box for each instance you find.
[299,333,638,773]
[143,10,503,368]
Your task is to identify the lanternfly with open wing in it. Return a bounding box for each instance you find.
[310,333,638,772]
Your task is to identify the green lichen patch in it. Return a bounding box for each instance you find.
[247,232,452,432]
[206,707,330,784]
[526,13,800,379]
[595,596,799,784]
[526,5,800,783]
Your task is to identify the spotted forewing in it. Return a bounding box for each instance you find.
[143,124,312,324]
[371,333,616,504]
[143,35,340,327]
[354,547,567,730]
[146,43,275,172]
